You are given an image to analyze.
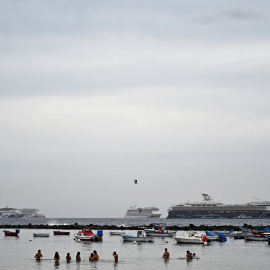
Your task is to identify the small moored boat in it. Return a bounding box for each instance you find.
[144,223,176,237]
[245,235,268,241]
[74,227,103,241]
[234,235,245,239]
[175,232,210,244]
[109,231,125,235]
[121,231,154,242]
[53,231,70,235]
[3,229,20,236]
[33,233,50,237]
[74,227,95,241]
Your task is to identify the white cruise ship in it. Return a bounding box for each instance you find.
[0,206,45,218]
[124,206,162,218]
[19,208,45,218]
[167,194,270,219]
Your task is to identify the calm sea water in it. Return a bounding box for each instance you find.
[1,218,270,270]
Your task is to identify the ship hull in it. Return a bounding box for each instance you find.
[125,214,162,218]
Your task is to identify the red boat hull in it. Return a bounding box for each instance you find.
[4,232,19,236]
[53,231,70,235]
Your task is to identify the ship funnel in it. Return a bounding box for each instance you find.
[202,194,213,201]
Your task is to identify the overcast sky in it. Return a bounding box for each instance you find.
[0,0,270,218]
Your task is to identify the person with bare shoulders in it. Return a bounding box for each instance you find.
[35,250,42,261]
[186,250,193,260]
[163,248,170,259]
[89,253,94,262]
[54,252,60,265]
[113,251,118,263]
[66,253,71,262]
[76,251,81,262]
[93,250,99,261]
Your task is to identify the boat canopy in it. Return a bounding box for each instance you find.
[81,227,94,237]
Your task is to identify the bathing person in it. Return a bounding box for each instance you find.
[35,250,42,261]
[113,251,118,263]
[163,248,170,259]
[89,253,94,262]
[76,252,81,262]
[54,252,60,265]
[186,250,193,259]
[66,253,71,262]
[93,250,99,261]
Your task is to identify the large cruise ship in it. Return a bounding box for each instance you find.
[125,206,162,218]
[0,207,45,218]
[167,194,270,219]
[19,208,45,218]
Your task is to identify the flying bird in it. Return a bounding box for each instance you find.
[134,179,138,184]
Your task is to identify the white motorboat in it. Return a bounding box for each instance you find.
[109,231,125,235]
[74,227,95,241]
[33,233,50,237]
[175,232,209,244]
[121,232,154,242]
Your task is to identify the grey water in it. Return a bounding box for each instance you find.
[1,218,270,270]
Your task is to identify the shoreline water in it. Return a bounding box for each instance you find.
[1,219,270,270]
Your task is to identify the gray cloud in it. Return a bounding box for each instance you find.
[219,6,265,21]
[191,5,266,24]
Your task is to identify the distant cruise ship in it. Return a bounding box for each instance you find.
[0,206,45,218]
[19,208,45,218]
[167,194,270,219]
[124,206,162,218]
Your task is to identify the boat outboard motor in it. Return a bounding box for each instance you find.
[97,230,103,240]
[219,233,227,242]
